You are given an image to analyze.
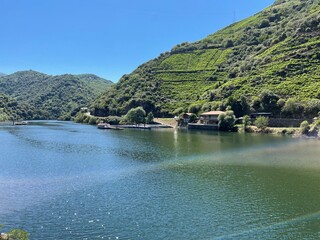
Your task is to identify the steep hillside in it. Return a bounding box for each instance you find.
[92,0,320,117]
[0,70,113,120]
[0,93,34,121]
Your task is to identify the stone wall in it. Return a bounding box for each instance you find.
[268,118,313,127]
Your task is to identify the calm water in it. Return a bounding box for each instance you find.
[1,121,320,239]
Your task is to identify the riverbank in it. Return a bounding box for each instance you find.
[154,118,178,128]
[243,126,299,135]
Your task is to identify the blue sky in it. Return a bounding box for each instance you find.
[0,0,274,82]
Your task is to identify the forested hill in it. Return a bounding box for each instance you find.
[0,70,113,120]
[91,0,320,118]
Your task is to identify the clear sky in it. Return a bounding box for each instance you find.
[0,0,274,82]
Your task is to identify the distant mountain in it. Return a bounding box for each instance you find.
[91,0,320,117]
[0,73,6,77]
[0,70,113,120]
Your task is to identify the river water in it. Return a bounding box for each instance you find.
[0,121,320,239]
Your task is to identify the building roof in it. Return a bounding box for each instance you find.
[200,111,225,116]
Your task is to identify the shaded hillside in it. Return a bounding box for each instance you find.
[92,0,320,117]
[0,70,113,120]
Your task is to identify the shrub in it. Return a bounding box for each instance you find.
[189,114,198,123]
[125,107,146,125]
[173,107,185,116]
[88,117,98,125]
[242,115,252,130]
[218,110,236,131]
[224,39,234,48]
[300,120,310,135]
[282,98,304,118]
[146,112,154,124]
[188,104,201,114]
[105,116,122,125]
[259,19,270,28]
[309,119,320,136]
[254,116,269,129]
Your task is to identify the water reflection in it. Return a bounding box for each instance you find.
[1,122,320,239]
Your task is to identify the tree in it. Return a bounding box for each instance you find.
[224,39,234,48]
[189,114,198,123]
[259,19,270,28]
[125,107,146,125]
[188,104,201,114]
[218,110,236,131]
[242,115,252,131]
[254,116,269,129]
[282,98,304,118]
[145,112,154,124]
[259,90,280,114]
[227,96,250,117]
[173,107,185,116]
[304,99,320,118]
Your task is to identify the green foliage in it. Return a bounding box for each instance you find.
[0,225,29,240]
[224,39,234,48]
[188,104,202,114]
[7,229,29,240]
[104,116,123,125]
[91,0,320,118]
[0,70,112,120]
[0,93,34,121]
[173,107,186,116]
[125,107,146,125]
[227,96,250,117]
[188,114,198,123]
[304,99,320,117]
[282,98,304,118]
[254,116,269,129]
[242,115,252,130]
[309,119,320,136]
[218,110,236,131]
[146,112,154,124]
[300,120,310,135]
[88,116,98,125]
[259,90,280,114]
[259,19,270,28]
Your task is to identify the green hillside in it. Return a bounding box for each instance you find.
[92,0,320,118]
[0,93,34,121]
[0,70,113,120]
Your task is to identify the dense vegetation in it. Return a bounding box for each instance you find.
[0,70,112,120]
[0,93,33,121]
[91,0,320,119]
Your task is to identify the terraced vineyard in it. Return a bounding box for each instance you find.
[92,0,320,117]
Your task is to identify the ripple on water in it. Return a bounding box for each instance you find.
[1,122,320,239]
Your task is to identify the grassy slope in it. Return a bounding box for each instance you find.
[93,0,320,117]
[0,70,113,119]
